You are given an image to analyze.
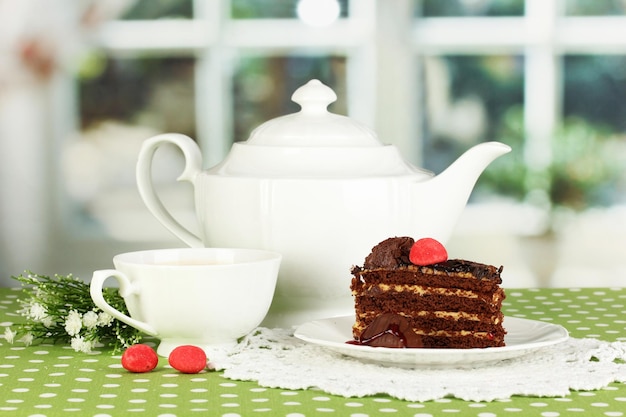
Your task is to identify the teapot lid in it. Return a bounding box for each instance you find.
[211,79,430,178]
[245,79,382,147]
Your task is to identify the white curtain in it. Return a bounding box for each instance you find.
[0,0,131,285]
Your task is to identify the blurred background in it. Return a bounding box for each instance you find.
[1,0,625,288]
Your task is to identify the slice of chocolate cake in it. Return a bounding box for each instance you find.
[350,237,506,349]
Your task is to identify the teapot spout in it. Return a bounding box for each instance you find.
[413,141,511,243]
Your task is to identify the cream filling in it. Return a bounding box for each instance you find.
[380,283,477,298]
[357,311,502,324]
[415,310,478,321]
[413,329,500,339]
[353,324,502,340]
[411,311,502,324]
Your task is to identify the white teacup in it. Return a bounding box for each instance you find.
[90,248,281,356]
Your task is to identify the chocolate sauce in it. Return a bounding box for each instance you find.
[347,313,424,348]
[348,323,410,347]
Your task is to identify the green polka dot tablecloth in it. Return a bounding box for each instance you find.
[1,287,626,417]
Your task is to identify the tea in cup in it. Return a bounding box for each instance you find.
[90,248,281,356]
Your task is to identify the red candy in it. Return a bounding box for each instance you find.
[121,344,159,373]
[409,237,448,266]
[168,345,207,374]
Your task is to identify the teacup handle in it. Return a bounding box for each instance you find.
[136,133,204,248]
[90,269,158,337]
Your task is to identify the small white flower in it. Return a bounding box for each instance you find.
[97,312,114,327]
[41,316,55,328]
[82,311,99,329]
[19,333,34,346]
[34,286,45,298]
[28,303,48,321]
[3,327,17,344]
[64,310,83,336]
[70,335,93,353]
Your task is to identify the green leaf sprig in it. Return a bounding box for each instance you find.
[4,272,142,354]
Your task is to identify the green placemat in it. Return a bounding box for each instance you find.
[2,287,626,416]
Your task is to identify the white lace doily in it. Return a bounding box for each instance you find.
[208,327,626,402]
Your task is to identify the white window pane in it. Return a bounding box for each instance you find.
[564,0,626,16]
[556,55,626,208]
[417,0,524,17]
[231,0,349,19]
[63,55,197,240]
[420,54,525,201]
[121,0,193,20]
[233,55,347,142]
[79,56,196,136]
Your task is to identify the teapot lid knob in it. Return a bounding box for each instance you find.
[291,79,337,115]
[244,79,382,147]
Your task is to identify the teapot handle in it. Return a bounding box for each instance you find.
[136,133,204,248]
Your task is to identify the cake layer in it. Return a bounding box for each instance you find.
[354,312,504,332]
[353,289,504,315]
[418,333,505,349]
[354,312,504,339]
[353,281,504,302]
[352,316,507,348]
[352,264,502,293]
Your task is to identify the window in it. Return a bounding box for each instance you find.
[50,0,626,284]
[412,0,626,212]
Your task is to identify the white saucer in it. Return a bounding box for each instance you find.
[294,316,569,368]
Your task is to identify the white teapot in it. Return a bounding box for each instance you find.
[136,79,510,327]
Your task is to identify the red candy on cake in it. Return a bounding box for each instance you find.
[121,344,159,373]
[409,237,448,266]
[168,345,207,374]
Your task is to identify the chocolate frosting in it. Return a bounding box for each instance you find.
[363,236,414,269]
[357,236,503,283]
